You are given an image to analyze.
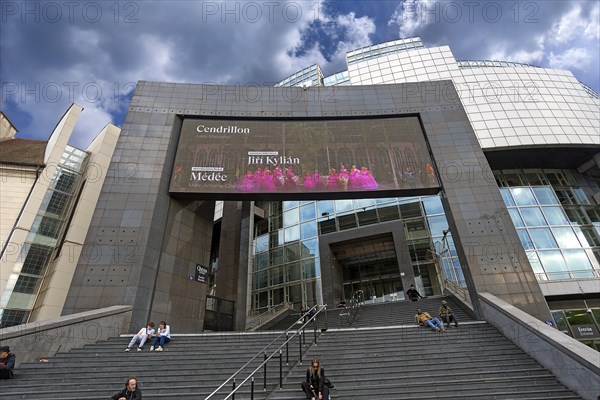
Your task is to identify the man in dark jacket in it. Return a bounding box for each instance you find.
[406,284,423,301]
[111,376,142,400]
[0,345,15,379]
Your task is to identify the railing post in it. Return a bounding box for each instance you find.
[263,351,267,390]
[299,331,303,364]
[285,332,289,365]
[251,377,255,400]
[303,325,306,345]
[279,350,283,389]
[313,318,317,344]
[232,378,236,400]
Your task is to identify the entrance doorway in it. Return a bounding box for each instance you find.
[331,234,404,304]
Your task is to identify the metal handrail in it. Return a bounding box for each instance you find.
[245,301,293,331]
[204,304,326,400]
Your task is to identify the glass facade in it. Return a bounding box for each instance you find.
[496,169,600,281]
[250,195,464,312]
[248,167,600,313]
[0,145,89,328]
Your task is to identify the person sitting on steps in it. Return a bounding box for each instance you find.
[111,376,142,400]
[439,300,459,328]
[415,308,446,332]
[301,358,330,400]
[0,346,15,379]
[149,321,171,352]
[406,284,423,301]
[125,322,155,352]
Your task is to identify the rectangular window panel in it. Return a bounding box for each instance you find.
[552,227,581,248]
[520,207,547,227]
[284,225,300,243]
[13,275,41,294]
[499,188,515,207]
[517,230,534,250]
[301,239,319,259]
[254,253,269,271]
[21,244,53,275]
[270,248,284,266]
[286,262,302,282]
[357,208,378,226]
[317,200,334,217]
[538,250,569,280]
[337,213,357,231]
[269,267,283,286]
[563,249,593,275]
[542,207,570,225]
[300,204,316,221]
[378,204,400,222]
[253,271,268,290]
[532,187,559,205]
[529,228,558,249]
[285,242,301,262]
[283,208,299,227]
[399,201,422,219]
[508,208,525,228]
[254,234,269,254]
[318,217,336,235]
[300,221,317,240]
[510,188,536,206]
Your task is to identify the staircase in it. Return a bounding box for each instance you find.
[2,297,582,399]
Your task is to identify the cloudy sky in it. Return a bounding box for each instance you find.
[1,0,598,148]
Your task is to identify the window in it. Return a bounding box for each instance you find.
[510,188,536,206]
[538,251,569,280]
[552,227,581,248]
[300,204,316,221]
[300,221,317,240]
[529,228,558,249]
[520,208,547,226]
[532,187,559,205]
[542,207,570,225]
[508,208,525,227]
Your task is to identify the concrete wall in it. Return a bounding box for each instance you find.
[479,292,600,400]
[0,305,131,367]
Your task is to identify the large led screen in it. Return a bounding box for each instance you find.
[169,117,438,197]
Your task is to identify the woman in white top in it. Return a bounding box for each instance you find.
[125,322,155,352]
[149,321,171,352]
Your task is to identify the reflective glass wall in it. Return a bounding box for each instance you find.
[249,168,599,314]
[496,169,600,280]
[0,145,89,327]
[250,195,464,312]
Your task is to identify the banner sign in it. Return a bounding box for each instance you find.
[169,117,438,196]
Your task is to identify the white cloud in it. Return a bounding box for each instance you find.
[389,0,435,38]
[548,48,593,71]
[488,35,546,65]
[549,2,600,44]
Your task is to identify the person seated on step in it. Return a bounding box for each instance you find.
[125,322,155,352]
[338,298,347,308]
[0,346,15,379]
[149,321,171,352]
[438,300,459,328]
[301,358,330,400]
[406,284,423,302]
[111,376,142,400]
[415,308,446,332]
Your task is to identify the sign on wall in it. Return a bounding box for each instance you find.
[169,117,439,197]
